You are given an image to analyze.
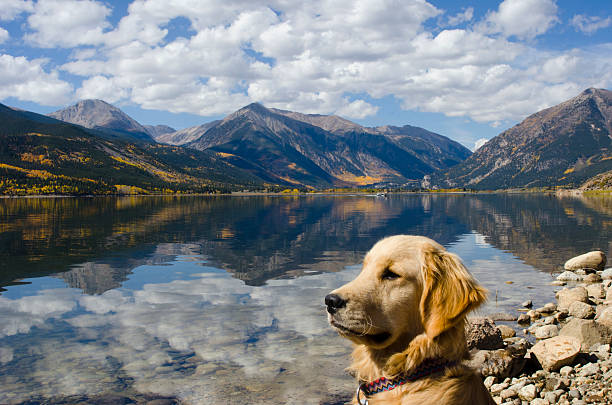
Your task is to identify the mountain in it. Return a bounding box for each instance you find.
[144,124,176,139]
[0,103,265,195]
[431,88,612,190]
[158,103,470,188]
[49,99,154,142]
[155,120,220,145]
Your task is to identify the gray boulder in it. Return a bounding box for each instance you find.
[564,251,607,271]
[535,324,559,339]
[531,335,580,371]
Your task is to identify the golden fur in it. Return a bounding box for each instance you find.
[327,235,495,404]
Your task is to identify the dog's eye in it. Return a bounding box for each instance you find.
[381,268,400,280]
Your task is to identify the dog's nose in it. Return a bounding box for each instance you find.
[325,293,346,314]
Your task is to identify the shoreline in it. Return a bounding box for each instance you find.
[473,256,612,404]
[1,189,610,199]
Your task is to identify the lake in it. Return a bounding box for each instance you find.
[0,194,610,404]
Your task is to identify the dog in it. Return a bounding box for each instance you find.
[325,235,495,404]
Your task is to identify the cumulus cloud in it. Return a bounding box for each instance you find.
[571,14,612,35]
[336,99,378,119]
[474,138,488,151]
[25,0,112,47]
[76,75,130,103]
[0,0,611,127]
[0,28,8,43]
[0,54,73,105]
[480,0,559,40]
[0,0,33,20]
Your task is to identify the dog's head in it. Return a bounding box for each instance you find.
[326,235,487,350]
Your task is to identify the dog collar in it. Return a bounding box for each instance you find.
[356,358,457,405]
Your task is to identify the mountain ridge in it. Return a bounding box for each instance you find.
[431,88,612,190]
[184,103,470,187]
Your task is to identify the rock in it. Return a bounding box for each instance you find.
[489,312,518,322]
[530,398,548,405]
[484,375,497,389]
[490,382,508,395]
[568,301,595,319]
[535,325,559,339]
[557,287,589,310]
[517,314,531,325]
[564,251,607,271]
[559,365,573,376]
[586,284,605,299]
[466,318,504,350]
[578,362,599,377]
[607,287,612,302]
[583,273,602,283]
[521,300,533,308]
[596,307,612,329]
[468,341,529,379]
[498,325,516,339]
[531,336,581,371]
[601,268,612,280]
[559,318,612,349]
[527,310,541,320]
[551,280,566,286]
[518,384,537,401]
[556,271,583,282]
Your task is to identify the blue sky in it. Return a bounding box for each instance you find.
[1,0,611,150]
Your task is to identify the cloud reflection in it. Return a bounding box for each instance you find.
[0,257,359,404]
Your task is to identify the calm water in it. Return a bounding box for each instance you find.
[0,194,610,404]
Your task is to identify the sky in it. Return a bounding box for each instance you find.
[0,0,611,150]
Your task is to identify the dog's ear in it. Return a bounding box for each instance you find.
[419,248,487,339]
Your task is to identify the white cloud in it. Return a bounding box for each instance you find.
[571,14,612,35]
[0,27,8,43]
[0,347,13,364]
[480,0,559,40]
[0,0,33,20]
[1,0,611,130]
[25,0,111,48]
[0,54,73,105]
[76,75,129,103]
[474,138,488,151]
[447,7,474,26]
[336,99,378,119]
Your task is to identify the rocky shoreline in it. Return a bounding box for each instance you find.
[469,250,611,405]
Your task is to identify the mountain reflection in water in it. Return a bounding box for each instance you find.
[0,194,610,404]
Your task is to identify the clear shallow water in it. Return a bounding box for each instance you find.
[0,194,610,404]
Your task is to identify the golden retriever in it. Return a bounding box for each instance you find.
[325,235,495,405]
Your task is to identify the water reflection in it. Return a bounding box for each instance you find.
[0,194,610,404]
[0,256,358,404]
